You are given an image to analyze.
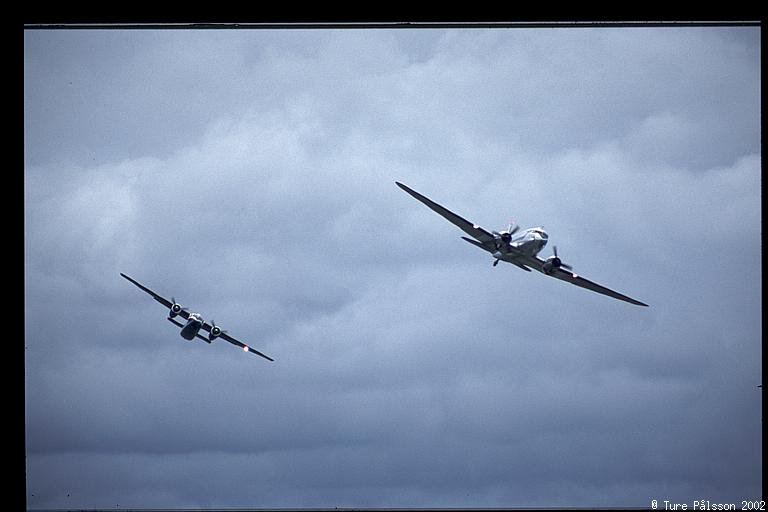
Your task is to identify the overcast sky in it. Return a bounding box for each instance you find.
[24,26,761,509]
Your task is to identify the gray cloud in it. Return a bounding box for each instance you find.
[25,27,761,509]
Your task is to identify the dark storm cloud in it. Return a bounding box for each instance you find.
[25,27,761,509]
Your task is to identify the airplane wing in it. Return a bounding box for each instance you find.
[200,321,275,362]
[396,181,497,245]
[519,256,648,306]
[120,272,190,320]
[222,332,274,362]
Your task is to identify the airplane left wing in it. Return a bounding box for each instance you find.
[200,322,275,362]
[520,257,648,306]
[396,182,497,245]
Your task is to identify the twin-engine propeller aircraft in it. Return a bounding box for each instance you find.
[120,273,274,361]
[396,182,648,307]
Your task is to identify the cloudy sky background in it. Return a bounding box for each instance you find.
[24,27,761,509]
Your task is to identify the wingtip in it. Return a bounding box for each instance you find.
[120,272,140,285]
[396,181,421,197]
[248,348,275,362]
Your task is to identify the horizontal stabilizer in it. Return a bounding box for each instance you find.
[167,317,185,329]
[460,236,491,252]
[195,334,213,344]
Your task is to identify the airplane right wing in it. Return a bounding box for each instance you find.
[120,272,190,319]
[396,182,497,245]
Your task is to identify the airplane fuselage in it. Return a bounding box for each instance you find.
[494,227,548,260]
[180,313,204,340]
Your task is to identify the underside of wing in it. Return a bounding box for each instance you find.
[167,317,185,329]
[523,259,648,306]
[120,272,173,309]
[121,272,191,320]
[397,182,496,244]
[555,270,648,306]
[220,332,274,362]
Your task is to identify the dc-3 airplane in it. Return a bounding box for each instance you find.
[120,273,274,361]
[396,182,648,307]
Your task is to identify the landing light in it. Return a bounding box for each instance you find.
[243,346,249,353]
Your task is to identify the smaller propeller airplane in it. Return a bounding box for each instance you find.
[120,273,274,361]
[396,182,648,307]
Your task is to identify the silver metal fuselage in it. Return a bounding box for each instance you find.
[495,227,548,260]
[180,313,204,340]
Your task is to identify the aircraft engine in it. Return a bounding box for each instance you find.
[493,231,512,249]
[169,302,183,318]
[208,322,224,342]
[542,246,572,275]
[542,256,560,275]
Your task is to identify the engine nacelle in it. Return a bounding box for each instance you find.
[542,256,561,275]
[209,325,222,340]
[169,303,183,318]
[493,231,512,251]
